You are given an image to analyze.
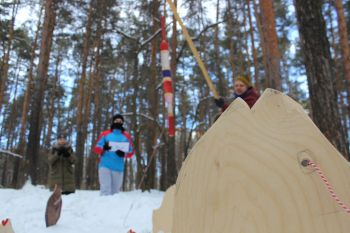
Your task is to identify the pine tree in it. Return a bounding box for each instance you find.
[294,0,349,160]
[26,0,58,184]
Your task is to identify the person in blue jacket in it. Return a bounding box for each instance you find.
[93,114,134,195]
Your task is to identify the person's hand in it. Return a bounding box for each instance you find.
[103,141,111,151]
[57,147,66,156]
[62,149,71,158]
[51,147,58,155]
[115,150,125,158]
[214,97,225,108]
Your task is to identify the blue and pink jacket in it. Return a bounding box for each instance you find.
[93,129,134,172]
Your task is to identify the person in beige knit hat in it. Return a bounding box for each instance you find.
[235,74,253,95]
[214,74,260,112]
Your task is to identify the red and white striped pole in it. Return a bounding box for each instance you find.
[160,15,175,137]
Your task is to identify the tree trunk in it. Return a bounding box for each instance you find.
[129,52,143,190]
[259,0,282,90]
[145,0,160,190]
[89,61,102,189]
[179,88,188,165]
[1,157,8,187]
[0,1,19,113]
[13,13,40,186]
[18,4,43,156]
[6,57,21,150]
[214,0,226,96]
[75,0,95,188]
[294,0,349,160]
[334,0,350,85]
[167,0,178,188]
[253,0,269,89]
[86,13,105,189]
[45,45,61,148]
[25,0,57,185]
[242,1,251,78]
[226,0,236,81]
[326,3,348,138]
[333,0,350,129]
[247,0,260,92]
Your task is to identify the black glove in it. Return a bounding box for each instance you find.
[115,150,125,158]
[103,141,111,151]
[56,147,66,156]
[62,149,71,158]
[51,147,58,155]
[214,97,225,108]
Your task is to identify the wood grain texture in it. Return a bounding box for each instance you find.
[153,185,175,233]
[45,184,62,227]
[171,88,350,233]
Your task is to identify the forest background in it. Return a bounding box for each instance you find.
[0,0,349,192]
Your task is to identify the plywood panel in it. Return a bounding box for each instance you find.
[152,185,175,233]
[0,219,15,233]
[172,89,350,233]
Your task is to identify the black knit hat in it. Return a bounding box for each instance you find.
[112,114,124,122]
[57,133,66,139]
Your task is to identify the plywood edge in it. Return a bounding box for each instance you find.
[152,185,175,233]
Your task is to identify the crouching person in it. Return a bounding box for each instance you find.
[48,133,76,195]
[93,114,134,196]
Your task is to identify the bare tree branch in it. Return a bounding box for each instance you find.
[176,20,226,63]
[140,28,162,48]
[114,22,171,52]
[114,28,138,41]
[0,149,23,158]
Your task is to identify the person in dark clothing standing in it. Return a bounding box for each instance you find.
[215,74,260,111]
[48,134,76,195]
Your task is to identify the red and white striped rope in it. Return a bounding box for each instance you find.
[307,161,350,214]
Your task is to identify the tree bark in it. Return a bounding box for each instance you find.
[247,0,260,92]
[26,0,57,184]
[253,0,269,89]
[13,7,42,187]
[259,0,282,90]
[145,0,160,190]
[334,0,350,86]
[294,0,349,159]
[0,1,19,113]
[226,0,236,81]
[18,4,43,155]
[326,3,348,137]
[167,0,178,188]
[214,0,226,96]
[85,11,105,189]
[333,0,350,129]
[6,57,21,150]
[131,53,143,189]
[75,0,95,188]
[242,0,251,78]
[44,45,61,148]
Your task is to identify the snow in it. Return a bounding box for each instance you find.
[0,183,164,233]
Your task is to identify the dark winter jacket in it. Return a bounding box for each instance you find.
[48,143,76,193]
[221,87,260,111]
[233,87,260,108]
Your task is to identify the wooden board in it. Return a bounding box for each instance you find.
[152,185,175,233]
[0,219,15,233]
[172,88,350,233]
[45,185,62,227]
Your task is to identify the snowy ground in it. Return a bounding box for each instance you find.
[0,183,164,233]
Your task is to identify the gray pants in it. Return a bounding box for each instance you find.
[98,167,124,195]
